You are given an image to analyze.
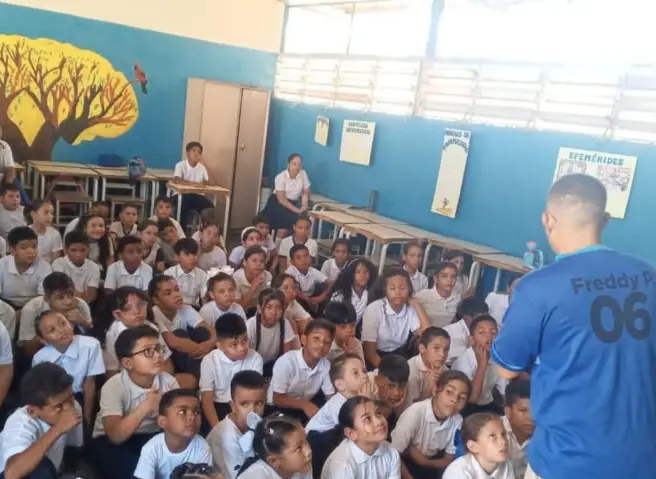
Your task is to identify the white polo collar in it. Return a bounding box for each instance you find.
[383,299,407,316]
[175,264,195,277]
[120,262,142,277]
[403,265,420,280]
[295,349,321,373]
[348,439,386,465]
[415,354,429,373]
[7,257,36,275]
[502,415,530,449]
[121,369,164,394]
[64,256,88,272]
[421,398,454,427]
[55,336,80,360]
[217,349,242,365]
[289,265,311,280]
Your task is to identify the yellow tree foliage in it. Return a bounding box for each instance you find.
[0,35,139,161]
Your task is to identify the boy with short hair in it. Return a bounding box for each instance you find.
[105,236,153,293]
[0,226,52,308]
[64,201,109,238]
[150,196,186,239]
[206,371,267,479]
[403,326,450,410]
[269,318,335,421]
[90,325,180,479]
[443,296,489,366]
[324,301,364,362]
[277,215,317,270]
[134,389,212,479]
[165,238,208,308]
[503,378,533,478]
[155,217,179,272]
[0,363,83,479]
[109,203,140,240]
[0,183,26,239]
[252,214,278,272]
[285,244,332,312]
[19,272,92,357]
[32,311,105,425]
[370,353,410,433]
[200,313,263,429]
[52,231,101,304]
[452,314,506,416]
[173,142,216,228]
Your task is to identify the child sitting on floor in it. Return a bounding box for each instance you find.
[324,301,364,362]
[206,371,267,479]
[52,231,101,304]
[331,258,377,330]
[392,370,471,479]
[150,195,185,238]
[109,203,139,240]
[134,389,213,479]
[75,213,114,275]
[415,262,460,327]
[32,311,105,427]
[150,275,215,378]
[0,363,83,479]
[90,326,180,479]
[165,238,208,309]
[402,241,428,293]
[234,246,272,315]
[139,220,160,268]
[503,379,533,479]
[229,227,262,269]
[200,313,263,429]
[444,296,489,367]
[0,183,26,239]
[28,199,62,263]
[196,223,227,272]
[155,218,179,272]
[0,226,52,308]
[105,235,153,293]
[320,238,349,281]
[403,326,450,410]
[278,215,317,271]
[286,244,332,315]
[443,250,475,300]
[369,354,410,435]
[252,214,278,272]
[269,318,335,422]
[64,201,109,238]
[272,273,311,337]
[199,273,247,327]
[246,288,296,377]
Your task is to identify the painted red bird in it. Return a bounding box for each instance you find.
[134,63,148,94]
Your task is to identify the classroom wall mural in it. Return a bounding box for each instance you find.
[0,34,140,161]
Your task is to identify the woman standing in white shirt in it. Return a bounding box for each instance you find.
[262,153,311,239]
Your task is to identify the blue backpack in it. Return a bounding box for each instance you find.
[127,157,146,184]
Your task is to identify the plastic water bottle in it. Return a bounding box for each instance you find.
[523,241,544,270]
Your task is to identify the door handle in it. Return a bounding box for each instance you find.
[240,143,245,151]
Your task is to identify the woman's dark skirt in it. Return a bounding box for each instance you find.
[262,195,302,230]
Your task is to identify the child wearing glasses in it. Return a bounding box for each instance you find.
[89,325,180,479]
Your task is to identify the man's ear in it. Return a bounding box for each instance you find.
[156,415,166,429]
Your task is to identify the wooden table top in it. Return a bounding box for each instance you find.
[90,166,131,179]
[31,163,99,176]
[148,169,176,181]
[167,182,230,195]
[346,210,406,225]
[14,164,25,172]
[309,210,372,225]
[341,223,415,243]
[472,252,530,274]
[311,194,340,204]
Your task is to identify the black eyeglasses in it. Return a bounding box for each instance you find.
[130,344,164,358]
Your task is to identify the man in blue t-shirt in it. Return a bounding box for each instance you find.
[493,174,656,479]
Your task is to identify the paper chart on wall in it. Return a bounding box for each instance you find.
[431,129,471,218]
[339,120,376,166]
[554,147,637,219]
[315,116,329,146]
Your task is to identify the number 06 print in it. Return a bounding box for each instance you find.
[590,292,651,343]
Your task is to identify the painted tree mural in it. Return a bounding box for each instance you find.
[0,35,139,161]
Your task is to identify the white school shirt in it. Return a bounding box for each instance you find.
[199,301,246,326]
[443,319,471,367]
[92,369,179,438]
[174,159,209,183]
[305,392,346,433]
[0,404,83,473]
[103,320,172,371]
[0,255,51,307]
[403,354,431,410]
[443,454,516,479]
[164,265,207,307]
[229,245,269,266]
[109,221,138,239]
[453,275,469,301]
[327,338,364,363]
[321,439,401,479]
[192,230,227,250]
[405,267,429,293]
[0,300,16,340]
[134,433,212,479]
[486,293,510,325]
[0,236,6,257]
[274,169,310,202]
[269,349,334,403]
[143,243,160,267]
[34,226,63,262]
[208,416,252,479]
[279,237,318,259]
[263,234,276,253]
[0,140,15,181]
[200,349,263,403]
[233,268,272,305]
[153,305,203,333]
[332,289,369,323]
[32,335,105,393]
[52,256,101,294]
[415,287,459,328]
[198,245,227,271]
[361,299,420,353]
[452,347,507,405]
[64,217,79,238]
[0,204,26,238]
[0,321,12,366]
[286,265,327,296]
[502,415,529,479]
[321,258,344,281]
[19,296,92,342]
[105,260,153,291]
[391,398,462,457]
[246,316,296,363]
[241,460,313,479]
[148,215,186,238]
[284,299,311,324]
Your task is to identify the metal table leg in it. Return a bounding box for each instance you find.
[223,195,231,238]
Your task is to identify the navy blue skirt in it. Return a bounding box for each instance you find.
[262,194,302,230]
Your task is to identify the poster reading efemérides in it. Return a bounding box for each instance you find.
[554,147,637,219]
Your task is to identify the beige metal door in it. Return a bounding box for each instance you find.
[230,88,270,230]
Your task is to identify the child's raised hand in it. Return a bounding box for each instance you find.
[342,337,359,354]
[474,345,489,365]
[358,378,377,399]
[66,310,91,328]
[53,406,82,434]
[251,273,264,289]
[144,389,162,414]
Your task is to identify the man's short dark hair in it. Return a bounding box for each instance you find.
[64,230,89,248]
[548,173,608,229]
[186,141,203,153]
[8,226,37,247]
[506,378,531,407]
[174,238,199,255]
[20,363,73,407]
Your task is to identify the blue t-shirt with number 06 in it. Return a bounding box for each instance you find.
[492,246,656,479]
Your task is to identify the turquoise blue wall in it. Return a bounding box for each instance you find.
[265,100,656,263]
[0,3,277,167]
